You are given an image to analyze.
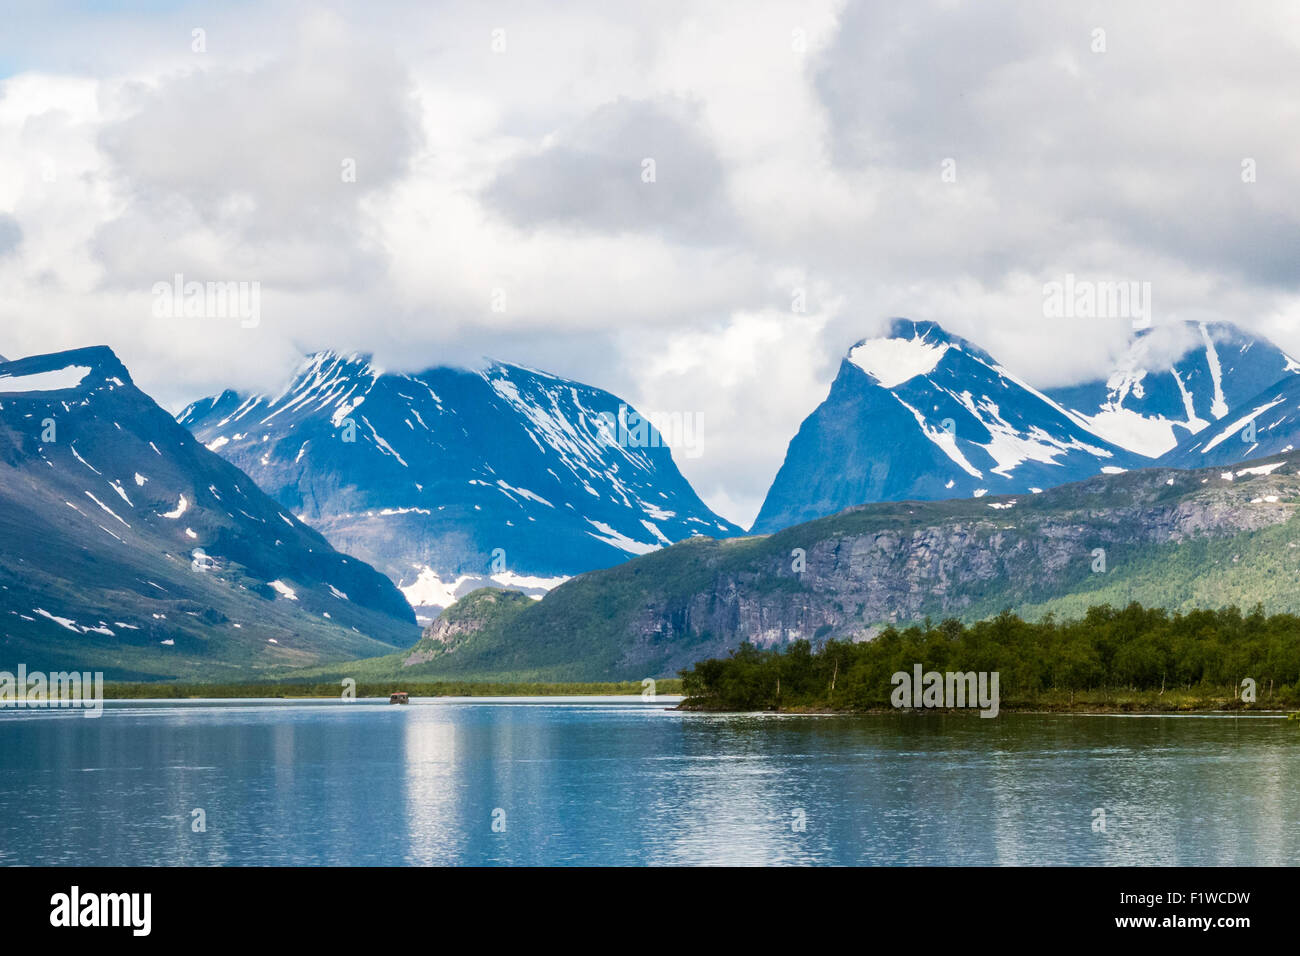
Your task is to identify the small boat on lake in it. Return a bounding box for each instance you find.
[389,692,410,705]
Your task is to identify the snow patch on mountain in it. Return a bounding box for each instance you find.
[849,330,951,388]
[400,568,475,612]
[1199,322,1229,419]
[584,519,661,556]
[1071,407,1183,458]
[160,494,188,519]
[1237,461,1286,477]
[269,580,298,601]
[0,365,92,393]
[894,396,983,478]
[1200,397,1286,454]
[399,565,569,619]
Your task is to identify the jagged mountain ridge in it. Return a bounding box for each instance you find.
[179,352,740,617]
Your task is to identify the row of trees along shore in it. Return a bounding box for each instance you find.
[679,603,1300,712]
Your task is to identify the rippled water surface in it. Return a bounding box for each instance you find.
[2,698,1297,865]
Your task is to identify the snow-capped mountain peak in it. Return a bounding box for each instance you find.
[1047,320,1300,459]
[180,351,740,617]
[751,319,1133,532]
[847,320,958,388]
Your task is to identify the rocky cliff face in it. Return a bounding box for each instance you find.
[404,588,533,666]
[610,460,1300,675]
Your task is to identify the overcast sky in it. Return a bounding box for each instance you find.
[1,0,1298,526]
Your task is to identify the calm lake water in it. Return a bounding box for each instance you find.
[1,698,1297,866]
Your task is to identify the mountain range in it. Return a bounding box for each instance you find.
[752,319,1300,532]
[178,352,740,618]
[6,315,1300,681]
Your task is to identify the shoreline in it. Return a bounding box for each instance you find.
[82,683,1299,716]
[677,691,1300,716]
[676,705,1299,717]
[99,679,683,701]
